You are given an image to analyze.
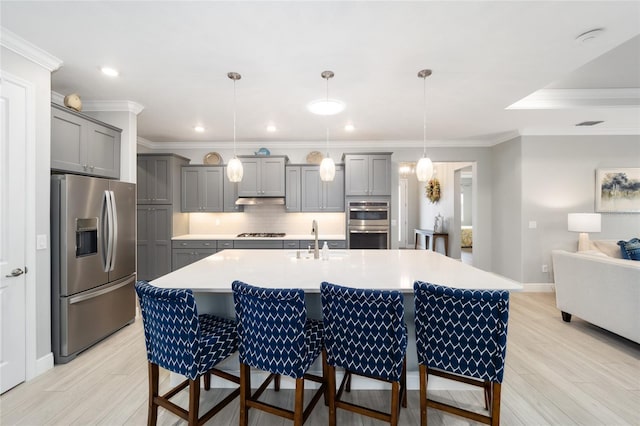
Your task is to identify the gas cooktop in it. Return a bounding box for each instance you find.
[236,232,286,238]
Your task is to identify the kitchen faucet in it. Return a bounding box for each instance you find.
[311,220,319,259]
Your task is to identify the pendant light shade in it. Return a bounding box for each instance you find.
[227,71,243,183]
[227,157,243,182]
[416,157,433,183]
[320,71,337,182]
[320,156,336,181]
[416,69,433,182]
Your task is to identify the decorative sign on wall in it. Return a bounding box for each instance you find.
[595,168,640,213]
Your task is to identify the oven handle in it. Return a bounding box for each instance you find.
[349,229,389,234]
[348,208,389,212]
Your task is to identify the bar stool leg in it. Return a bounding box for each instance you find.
[239,363,250,426]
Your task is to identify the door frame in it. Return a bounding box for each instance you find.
[1,70,39,382]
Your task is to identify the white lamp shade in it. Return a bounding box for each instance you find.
[319,157,336,181]
[416,157,433,182]
[226,157,243,183]
[568,213,601,233]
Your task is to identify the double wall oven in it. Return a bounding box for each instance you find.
[347,200,390,249]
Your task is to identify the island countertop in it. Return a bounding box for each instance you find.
[151,249,521,292]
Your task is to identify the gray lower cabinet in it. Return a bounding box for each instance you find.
[344,153,392,196]
[301,165,344,212]
[218,240,234,251]
[182,166,224,212]
[171,240,217,270]
[51,103,121,179]
[137,205,172,281]
[284,240,300,249]
[233,240,284,249]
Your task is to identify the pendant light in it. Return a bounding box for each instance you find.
[416,69,433,182]
[319,70,336,182]
[226,72,243,182]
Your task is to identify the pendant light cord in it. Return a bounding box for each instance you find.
[233,78,237,157]
[422,74,427,157]
[325,74,330,157]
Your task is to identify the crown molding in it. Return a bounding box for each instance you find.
[51,91,65,105]
[137,137,155,148]
[83,100,145,115]
[519,126,640,136]
[508,88,640,109]
[0,27,63,71]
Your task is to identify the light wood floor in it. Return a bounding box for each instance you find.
[1,292,638,425]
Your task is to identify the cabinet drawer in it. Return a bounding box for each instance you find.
[233,240,284,249]
[172,240,217,249]
[299,239,346,249]
[283,240,300,249]
[217,240,234,250]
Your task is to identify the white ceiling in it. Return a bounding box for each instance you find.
[2,1,639,146]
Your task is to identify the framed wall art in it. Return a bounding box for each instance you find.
[595,168,640,213]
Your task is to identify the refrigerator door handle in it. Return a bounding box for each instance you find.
[109,190,118,272]
[68,276,132,305]
[100,190,110,271]
[103,190,114,272]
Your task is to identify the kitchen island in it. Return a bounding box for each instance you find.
[151,249,521,390]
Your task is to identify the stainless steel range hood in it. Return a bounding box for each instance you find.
[235,197,285,206]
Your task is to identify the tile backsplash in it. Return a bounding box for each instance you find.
[188,205,346,235]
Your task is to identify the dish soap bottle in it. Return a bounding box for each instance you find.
[322,241,329,260]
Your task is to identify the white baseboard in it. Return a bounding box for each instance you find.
[522,283,555,292]
[30,352,54,380]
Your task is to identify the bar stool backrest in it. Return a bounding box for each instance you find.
[135,281,202,380]
[413,281,510,383]
[231,280,308,378]
[320,281,407,382]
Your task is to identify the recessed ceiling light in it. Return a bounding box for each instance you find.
[576,120,604,126]
[266,124,277,132]
[575,28,604,44]
[307,99,345,115]
[101,67,119,77]
[194,126,205,133]
[344,123,355,132]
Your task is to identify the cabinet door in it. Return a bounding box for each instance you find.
[301,167,322,211]
[369,155,391,196]
[201,167,223,212]
[136,206,152,281]
[138,156,172,204]
[150,205,172,280]
[237,158,260,197]
[172,249,195,271]
[181,168,201,212]
[285,166,301,212]
[51,107,86,174]
[323,166,345,212]
[224,167,244,212]
[86,122,120,178]
[345,155,369,196]
[260,157,286,196]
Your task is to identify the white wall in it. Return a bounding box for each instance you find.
[491,137,523,281]
[520,135,640,283]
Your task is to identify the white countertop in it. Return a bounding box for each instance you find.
[172,234,347,241]
[151,249,521,293]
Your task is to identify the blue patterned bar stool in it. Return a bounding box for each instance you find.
[320,281,408,426]
[231,280,327,426]
[413,281,510,426]
[135,280,240,426]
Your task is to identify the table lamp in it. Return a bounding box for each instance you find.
[568,213,601,252]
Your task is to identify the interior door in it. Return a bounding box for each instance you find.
[0,74,27,393]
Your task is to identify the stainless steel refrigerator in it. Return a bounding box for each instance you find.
[51,174,136,363]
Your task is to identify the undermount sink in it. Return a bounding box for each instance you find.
[288,250,349,260]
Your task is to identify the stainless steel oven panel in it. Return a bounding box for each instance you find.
[348,228,389,249]
[347,200,390,227]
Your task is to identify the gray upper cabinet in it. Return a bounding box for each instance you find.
[51,103,121,179]
[285,166,301,212]
[137,155,173,204]
[344,153,392,196]
[301,165,345,212]
[181,166,224,212]
[223,167,244,212]
[237,156,287,197]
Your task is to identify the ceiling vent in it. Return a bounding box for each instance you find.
[575,120,604,126]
